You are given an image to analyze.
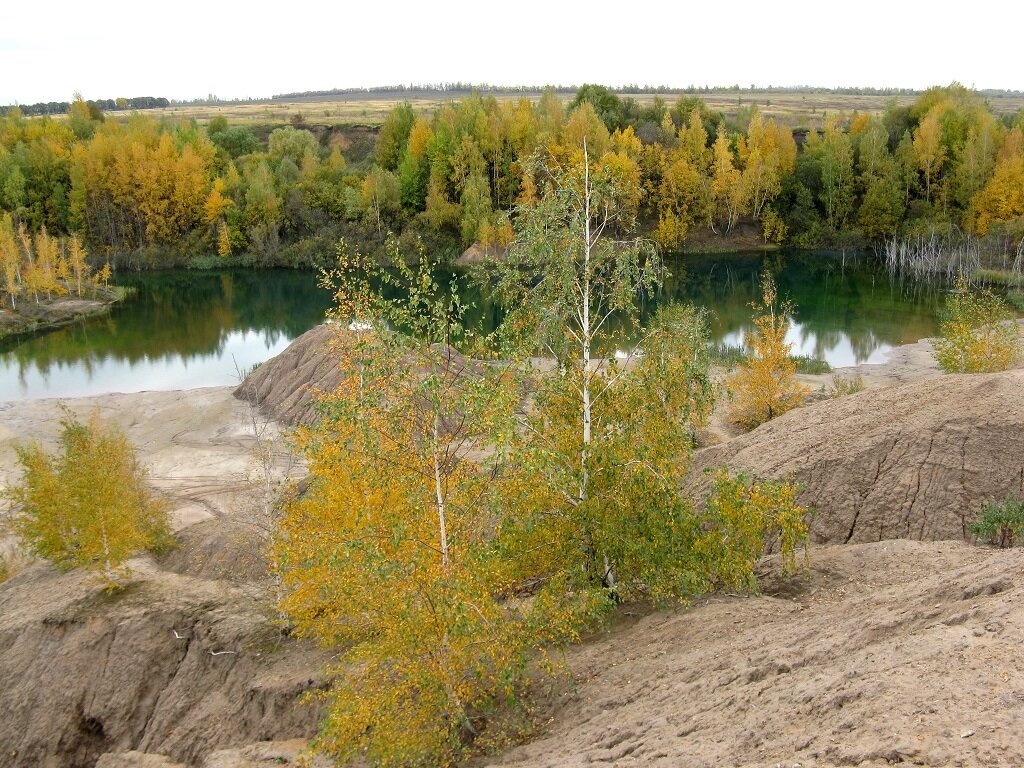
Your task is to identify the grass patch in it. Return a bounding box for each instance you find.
[709,342,747,367]
[830,373,865,397]
[790,355,832,374]
[971,268,1024,287]
[186,253,260,270]
[1006,290,1024,312]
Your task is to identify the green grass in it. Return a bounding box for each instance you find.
[1007,290,1024,312]
[971,268,1024,287]
[791,355,832,374]
[708,344,831,374]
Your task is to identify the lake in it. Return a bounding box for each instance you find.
[0,251,944,401]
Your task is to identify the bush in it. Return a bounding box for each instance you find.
[932,277,1021,373]
[4,411,171,587]
[970,495,1024,547]
[728,273,810,429]
[830,373,865,397]
[1006,290,1024,312]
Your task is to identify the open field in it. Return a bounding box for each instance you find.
[140,89,1024,128]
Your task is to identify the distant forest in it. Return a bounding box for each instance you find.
[1,96,169,117]
[1,84,1022,271]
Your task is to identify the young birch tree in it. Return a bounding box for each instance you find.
[275,238,537,767]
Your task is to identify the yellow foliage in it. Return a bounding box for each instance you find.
[277,245,534,767]
[217,220,232,257]
[728,273,809,429]
[933,277,1021,373]
[972,151,1024,234]
[4,411,171,588]
[203,178,232,224]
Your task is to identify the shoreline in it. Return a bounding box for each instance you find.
[0,288,126,343]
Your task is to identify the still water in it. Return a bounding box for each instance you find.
[0,252,943,401]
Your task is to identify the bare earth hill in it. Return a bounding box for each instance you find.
[0,553,328,768]
[691,369,1024,544]
[486,540,1024,768]
[3,334,1024,766]
[234,324,340,426]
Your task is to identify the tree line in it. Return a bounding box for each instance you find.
[0,85,1022,271]
[1,96,169,117]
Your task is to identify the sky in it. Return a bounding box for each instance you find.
[2,0,1022,104]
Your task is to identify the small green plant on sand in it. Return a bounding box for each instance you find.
[4,410,171,588]
[970,495,1024,548]
[830,373,865,398]
[933,277,1021,373]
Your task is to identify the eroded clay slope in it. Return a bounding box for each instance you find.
[691,369,1024,543]
[0,560,327,768]
[234,324,341,426]
[487,541,1024,768]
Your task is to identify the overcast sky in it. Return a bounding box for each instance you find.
[2,0,1021,104]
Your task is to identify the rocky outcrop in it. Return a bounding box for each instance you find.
[690,369,1024,543]
[0,562,327,768]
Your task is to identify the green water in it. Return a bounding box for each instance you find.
[0,252,943,401]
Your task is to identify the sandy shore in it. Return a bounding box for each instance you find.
[0,386,280,532]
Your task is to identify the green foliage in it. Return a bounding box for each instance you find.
[829,372,865,397]
[933,277,1021,373]
[969,495,1024,548]
[700,471,810,587]
[791,355,832,374]
[4,411,171,587]
[278,238,535,767]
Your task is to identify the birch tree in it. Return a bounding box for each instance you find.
[275,238,532,767]
[4,411,170,588]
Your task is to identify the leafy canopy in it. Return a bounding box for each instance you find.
[4,410,170,587]
[932,276,1021,373]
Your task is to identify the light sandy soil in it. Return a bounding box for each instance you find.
[0,386,284,532]
[1,325,1022,767]
[485,540,1024,768]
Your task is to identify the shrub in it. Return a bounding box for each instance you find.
[4,411,171,587]
[830,373,865,397]
[970,495,1024,548]
[699,470,810,586]
[728,273,810,429]
[932,277,1021,373]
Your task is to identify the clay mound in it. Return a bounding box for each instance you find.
[0,560,328,768]
[234,324,341,425]
[490,540,1024,768]
[235,323,485,427]
[158,519,269,583]
[690,369,1024,544]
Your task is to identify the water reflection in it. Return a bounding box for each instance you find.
[0,253,943,402]
[0,270,334,401]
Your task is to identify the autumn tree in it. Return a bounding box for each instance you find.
[728,272,809,429]
[710,130,743,234]
[4,411,171,588]
[914,110,946,204]
[933,277,1021,373]
[276,239,535,767]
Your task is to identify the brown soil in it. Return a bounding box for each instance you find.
[692,368,1024,544]
[486,540,1024,768]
